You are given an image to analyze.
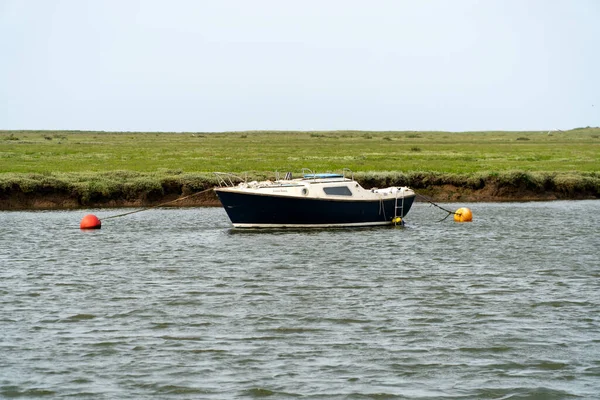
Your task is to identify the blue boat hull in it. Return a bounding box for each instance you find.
[215,190,415,227]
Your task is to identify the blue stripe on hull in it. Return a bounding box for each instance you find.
[215,191,415,227]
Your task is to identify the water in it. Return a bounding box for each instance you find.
[1,201,599,399]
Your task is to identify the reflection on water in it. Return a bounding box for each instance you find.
[1,201,599,399]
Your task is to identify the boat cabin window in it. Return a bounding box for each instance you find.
[323,186,353,196]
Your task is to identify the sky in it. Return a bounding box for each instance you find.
[1,0,599,132]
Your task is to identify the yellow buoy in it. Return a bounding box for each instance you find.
[453,207,473,222]
[392,216,402,225]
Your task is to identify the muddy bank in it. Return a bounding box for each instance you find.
[415,183,597,202]
[0,187,220,210]
[1,178,597,211]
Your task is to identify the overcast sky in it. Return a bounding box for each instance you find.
[1,0,598,132]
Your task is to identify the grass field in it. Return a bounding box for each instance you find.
[1,129,599,174]
[1,129,599,206]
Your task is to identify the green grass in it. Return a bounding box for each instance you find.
[1,128,599,174]
[2,129,599,205]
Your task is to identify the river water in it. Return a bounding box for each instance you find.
[1,201,599,399]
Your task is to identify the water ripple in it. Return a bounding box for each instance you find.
[0,201,599,398]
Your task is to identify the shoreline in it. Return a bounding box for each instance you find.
[1,182,597,211]
[2,129,598,210]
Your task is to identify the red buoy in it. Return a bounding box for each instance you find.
[80,214,101,229]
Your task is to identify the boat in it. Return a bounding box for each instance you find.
[214,170,416,228]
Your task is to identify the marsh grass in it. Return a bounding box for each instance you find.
[1,170,597,206]
[1,128,599,174]
[1,129,598,203]
[0,170,220,205]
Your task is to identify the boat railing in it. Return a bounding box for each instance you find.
[342,168,354,180]
[214,172,246,187]
[301,168,314,178]
[274,171,294,181]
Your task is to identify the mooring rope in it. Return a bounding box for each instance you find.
[102,187,215,220]
[416,193,460,222]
